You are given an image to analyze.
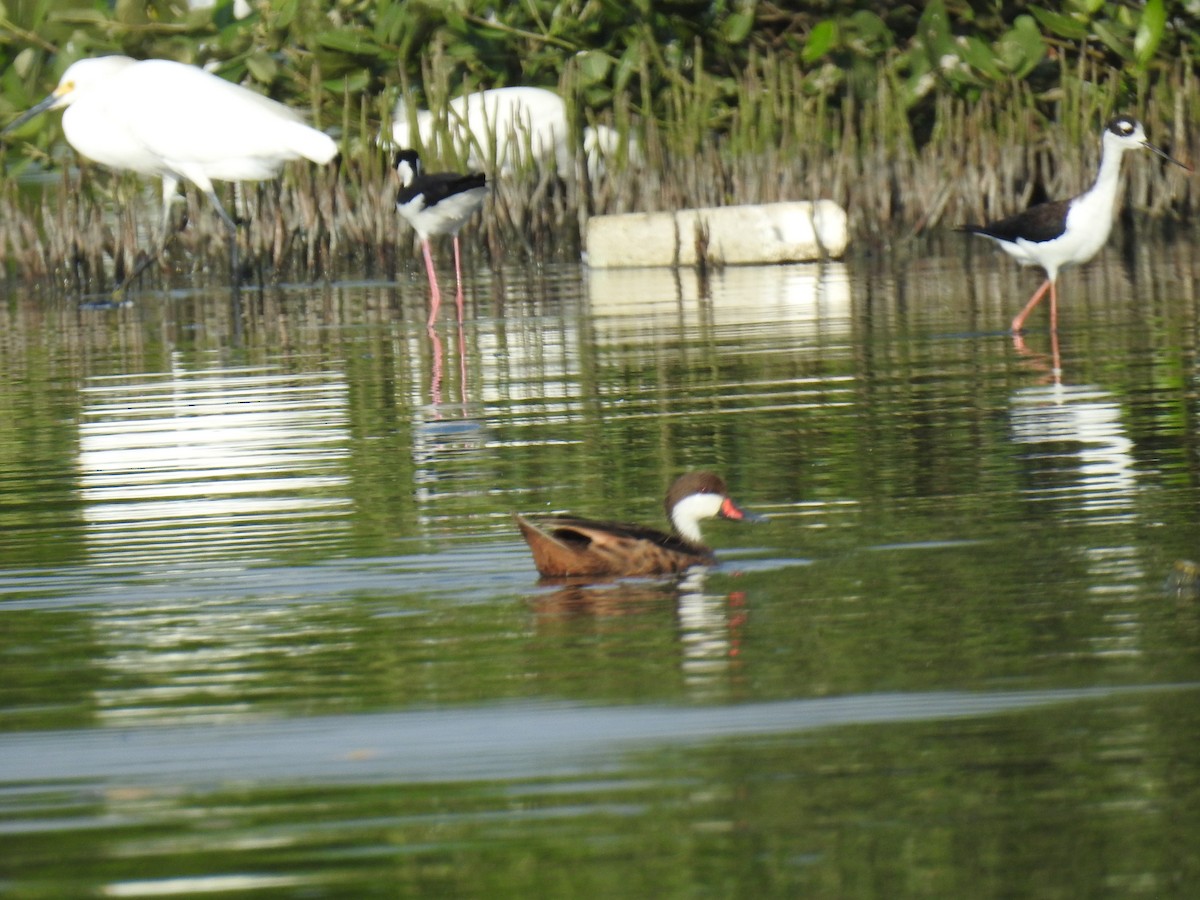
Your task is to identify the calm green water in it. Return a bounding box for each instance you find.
[3,235,1200,897]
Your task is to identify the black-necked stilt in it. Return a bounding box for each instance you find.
[960,115,1190,333]
[394,149,487,325]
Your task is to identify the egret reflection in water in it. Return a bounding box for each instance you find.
[77,355,353,564]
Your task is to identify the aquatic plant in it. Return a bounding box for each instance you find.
[0,1,1196,289]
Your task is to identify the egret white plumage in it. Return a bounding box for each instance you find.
[394,149,487,325]
[2,55,338,287]
[392,86,632,180]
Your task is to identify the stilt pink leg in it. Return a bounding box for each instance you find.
[457,318,468,404]
[1011,277,1053,333]
[422,239,442,327]
[452,235,466,324]
[1048,279,1058,333]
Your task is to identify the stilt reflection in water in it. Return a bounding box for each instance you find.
[411,322,487,529]
[1009,378,1144,659]
[426,321,469,410]
[1013,329,1062,383]
[1010,381,1138,520]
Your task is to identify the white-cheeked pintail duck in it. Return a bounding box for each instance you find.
[515,471,766,578]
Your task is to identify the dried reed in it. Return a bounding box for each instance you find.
[2,50,1196,293]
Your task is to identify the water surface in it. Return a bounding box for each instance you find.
[3,234,1200,896]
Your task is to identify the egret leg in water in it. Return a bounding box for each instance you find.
[2,56,338,293]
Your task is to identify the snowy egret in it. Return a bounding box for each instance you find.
[960,115,1189,333]
[3,55,338,286]
[392,86,634,179]
[394,149,487,325]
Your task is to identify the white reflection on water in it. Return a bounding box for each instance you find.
[412,263,855,528]
[1010,382,1137,521]
[77,354,352,564]
[103,875,308,898]
[676,566,747,700]
[586,261,852,339]
[1009,379,1144,659]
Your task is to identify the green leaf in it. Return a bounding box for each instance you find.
[1028,6,1089,41]
[13,48,36,79]
[314,30,383,56]
[959,35,1002,79]
[113,0,149,27]
[442,6,466,31]
[375,4,409,45]
[577,50,611,86]
[722,11,753,45]
[273,0,298,29]
[323,71,370,94]
[244,51,277,85]
[995,16,1045,78]
[848,10,891,51]
[802,20,837,65]
[46,9,110,26]
[901,53,935,106]
[1134,0,1166,67]
[916,0,955,63]
[614,44,640,93]
[1092,20,1132,61]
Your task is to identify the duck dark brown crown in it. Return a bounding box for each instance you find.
[664,471,729,518]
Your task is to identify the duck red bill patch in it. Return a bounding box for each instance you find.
[720,497,746,520]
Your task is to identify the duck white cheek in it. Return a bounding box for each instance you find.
[670,492,724,543]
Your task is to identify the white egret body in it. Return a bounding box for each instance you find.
[4,55,338,284]
[393,86,632,179]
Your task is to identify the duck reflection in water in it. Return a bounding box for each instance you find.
[527,566,751,700]
[515,471,766,579]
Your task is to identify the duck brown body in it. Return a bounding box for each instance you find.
[514,513,715,578]
[515,471,762,579]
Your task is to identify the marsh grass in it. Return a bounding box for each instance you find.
[2,50,1197,294]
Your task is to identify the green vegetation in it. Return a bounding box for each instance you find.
[0,1,1197,287]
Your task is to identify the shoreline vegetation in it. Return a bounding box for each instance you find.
[0,2,1197,292]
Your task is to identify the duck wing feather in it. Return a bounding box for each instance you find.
[514,514,713,578]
